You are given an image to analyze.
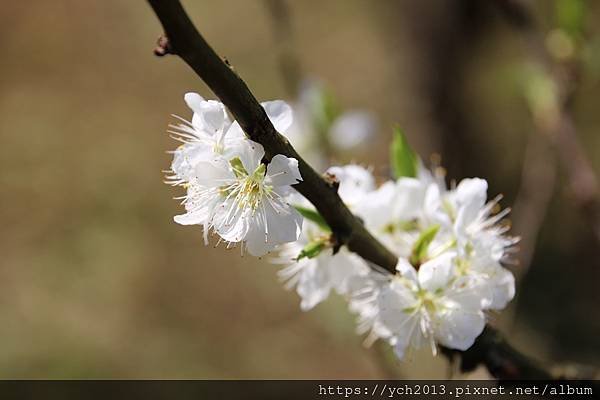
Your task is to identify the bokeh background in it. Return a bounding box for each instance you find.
[0,0,599,378]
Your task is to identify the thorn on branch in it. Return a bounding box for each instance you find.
[154,35,173,57]
[331,228,351,255]
[323,172,340,192]
[222,57,234,70]
[330,233,342,255]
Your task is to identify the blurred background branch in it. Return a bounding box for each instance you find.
[497,0,600,244]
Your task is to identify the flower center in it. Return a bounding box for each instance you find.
[213,141,224,154]
[237,176,265,211]
[416,289,438,314]
[223,157,272,213]
[400,283,441,315]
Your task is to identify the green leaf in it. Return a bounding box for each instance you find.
[390,126,418,179]
[409,224,440,267]
[294,205,331,232]
[296,237,330,261]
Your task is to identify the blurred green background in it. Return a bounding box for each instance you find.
[0,0,598,378]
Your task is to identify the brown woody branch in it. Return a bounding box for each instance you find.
[147,0,554,380]
[148,0,397,274]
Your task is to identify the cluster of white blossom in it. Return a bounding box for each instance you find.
[278,164,517,359]
[167,95,516,360]
[167,93,303,256]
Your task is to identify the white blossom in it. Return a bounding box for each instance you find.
[168,94,303,255]
[273,164,375,310]
[276,221,370,311]
[329,111,377,150]
[355,168,439,257]
[326,164,375,208]
[164,92,519,362]
[378,255,487,359]
[168,95,293,184]
[168,93,240,184]
[177,140,303,256]
[348,166,516,358]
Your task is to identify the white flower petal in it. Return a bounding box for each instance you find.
[173,211,206,226]
[223,121,246,141]
[236,140,265,175]
[355,180,396,229]
[213,205,251,243]
[171,144,218,180]
[297,261,332,311]
[486,266,515,310]
[264,201,303,245]
[193,160,235,187]
[327,252,369,294]
[455,201,480,233]
[456,178,488,209]
[434,306,485,351]
[395,258,418,283]
[418,252,455,292]
[394,177,427,220]
[378,283,418,333]
[329,111,376,150]
[244,201,301,256]
[184,92,206,114]
[327,165,375,206]
[262,100,293,133]
[446,275,491,310]
[424,183,442,219]
[196,100,228,134]
[391,334,412,360]
[266,154,302,187]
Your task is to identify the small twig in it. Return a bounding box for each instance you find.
[153,34,172,57]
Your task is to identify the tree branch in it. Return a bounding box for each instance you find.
[147,0,397,273]
[146,0,556,380]
[442,326,552,379]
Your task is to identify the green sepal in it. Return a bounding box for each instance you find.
[229,157,248,178]
[409,224,440,267]
[293,205,331,232]
[252,163,266,180]
[296,237,330,261]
